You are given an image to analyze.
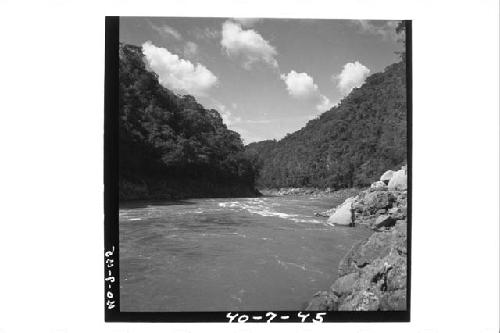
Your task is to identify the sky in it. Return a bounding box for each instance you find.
[120,17,404,143]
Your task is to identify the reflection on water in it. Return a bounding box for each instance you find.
[119,195,372,311]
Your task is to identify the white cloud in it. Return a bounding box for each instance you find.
[280,70,319,98]
[232,18,262,27]
[216,103,240,126]
[354,20,402,41]
[151,24,182,40]
[316,95,334,112]
[280,70,333,112]
[230,126,265,144]
[210,99,242,127]
[150,23,200,61]
[213,100,274,133]
[221,20,278,69]
[218,106,232,125]
[142,41,217,96]
[335,61,371,96]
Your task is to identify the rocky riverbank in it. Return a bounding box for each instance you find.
[260,187,361,198]
[306,166,408,311]
[260,187,334,196]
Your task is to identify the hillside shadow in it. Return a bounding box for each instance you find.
[119,199,196,209]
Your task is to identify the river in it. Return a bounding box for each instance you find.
[119,195,372,311]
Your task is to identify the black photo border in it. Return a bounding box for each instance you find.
[104,16,412,323]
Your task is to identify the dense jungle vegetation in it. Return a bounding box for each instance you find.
[118,23,407,198]
[246,59,407,189]
[119,44,259,200]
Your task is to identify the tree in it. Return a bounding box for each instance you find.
[118,43,259,200]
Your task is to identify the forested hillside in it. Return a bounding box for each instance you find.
[119,44,259,200]
[246,60,407,190]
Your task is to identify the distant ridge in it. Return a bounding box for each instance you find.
[246,60,407,189]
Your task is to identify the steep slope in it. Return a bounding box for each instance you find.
[118,43,259,200]
[246,60,407,189]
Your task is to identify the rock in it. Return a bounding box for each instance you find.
[358,215,377,226]
[336,250,407,311]
[338,234,390,276]
[306,291,338,311]
[307,173,408,311]
[388,169,407,191]
[339,291,380,311]
[387,206,407,220]
[388,207,399,214]
[379,289,407,311]
[331,272,359,296]
[380,170,395,184]
[386,257,407,291]
[358,191,395,215]
[338,224,407,277]
[370,180,387,190]
[327,197,356,226]
[374,215,397,229]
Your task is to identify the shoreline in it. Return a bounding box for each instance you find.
[306,167,408,311]
[259,187,363,197]
[119,178,262,201]
[119,186,362,205]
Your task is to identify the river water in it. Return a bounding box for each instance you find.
[119,195,372,311]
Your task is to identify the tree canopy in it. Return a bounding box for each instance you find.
[119,44,258,200]
[246,59,407,190]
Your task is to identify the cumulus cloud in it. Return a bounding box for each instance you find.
[232,18,262,27]
[280,70,333,111]
[221,20,278,69]
[280,70,319,98]
[335,61,371,96]
[142,41,217,96]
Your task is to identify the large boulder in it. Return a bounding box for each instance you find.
[388,169,407,191]
[332,229,408,311]
[374,215,397,229]
[355,191,395,215]
[331,272,359,296]
[327,197,356,225]
[370,180,387,191]
[306,291,338,311]
[388,206,407,221]
[336,252,407,311]
[338,233,392,277]
[338,223,407,277]
[380,170,394,183]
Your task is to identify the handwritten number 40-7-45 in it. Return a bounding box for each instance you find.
[226,312,326,323]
